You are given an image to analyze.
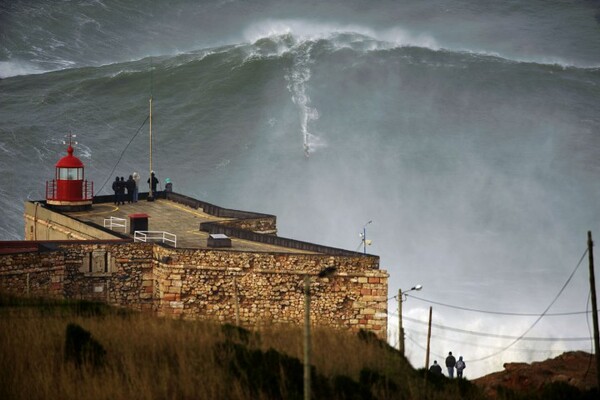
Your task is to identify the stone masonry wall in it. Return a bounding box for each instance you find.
[153,246,388,338]
[0,243,155,311]
[59,242,155,311]
[0,242,388,339]
[0,250,65,297]
[218,217,278,234]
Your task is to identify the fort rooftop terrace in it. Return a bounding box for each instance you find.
[57,192,366,257]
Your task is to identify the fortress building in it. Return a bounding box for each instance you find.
[0,143,388,339]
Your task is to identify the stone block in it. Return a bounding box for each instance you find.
[167,286,180,294]
[169,301,184,309]
[352,302,366,309]
[163,293,179,301]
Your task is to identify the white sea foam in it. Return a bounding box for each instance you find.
[283,40,327,157]
[76,143,92,159]
[241,18,600,70]
[0,61,45,79]
[244,19,440,53]
[0,142,15,156]
[244,19,374,44]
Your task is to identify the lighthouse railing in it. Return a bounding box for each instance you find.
[46,180,56,200]
[83,180,94,200]
[45,179,93,201]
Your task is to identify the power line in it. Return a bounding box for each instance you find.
[403,293,599,317]
[396,247,590,363]
[404,334,573,363]
[405,327,589,351]
[466,247,588,362]
[405,320,591,342]
[397,313,591,342]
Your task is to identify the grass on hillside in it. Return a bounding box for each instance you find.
[0,293,485,399]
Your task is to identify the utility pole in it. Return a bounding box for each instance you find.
[303,267,336,400]
[398,285,422,357]
[588,231,600,388]
[304,275,311,400]
[425,306,432,369]
[398,288,404,356]
[233,275,240,326]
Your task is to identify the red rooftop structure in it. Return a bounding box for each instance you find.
[46,139,93,210]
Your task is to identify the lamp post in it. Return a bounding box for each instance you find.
[398,284,422,356]
[304,266,337,400]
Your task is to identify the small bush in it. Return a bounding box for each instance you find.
[221,323,253,345]
[64,323,106,369]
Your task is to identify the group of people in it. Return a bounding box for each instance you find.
[429,352,466,379]
[112,172,140,205]
[112,171,173,205]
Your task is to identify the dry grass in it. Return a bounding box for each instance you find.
[0,294,484,400]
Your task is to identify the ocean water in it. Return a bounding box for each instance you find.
[1,0,600,378]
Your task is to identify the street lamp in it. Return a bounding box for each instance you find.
[304,266,337,400]
[398,284,422,356]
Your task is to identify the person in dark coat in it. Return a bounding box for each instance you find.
[164,177,172,193]
[112,177,120,205]
[429,360,442,376]
[148,171,158,196]
[117,177,126,205]
[126,175,136,203]
[446,351,456,378]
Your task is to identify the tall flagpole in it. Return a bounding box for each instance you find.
[148,50,154,202]
[148,95,153,200]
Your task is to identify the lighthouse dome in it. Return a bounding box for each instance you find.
[55,145,84,168]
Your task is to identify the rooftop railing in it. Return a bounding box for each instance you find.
[134,231,177,248]
[103,216,127,233]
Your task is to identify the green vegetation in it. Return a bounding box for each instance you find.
[0,292,587,400]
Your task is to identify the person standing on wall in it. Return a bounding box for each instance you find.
[165,178,172,193]
[118,177,126,205]
[445,351,456,378]
[112,176,120,205]
[132,171,140,202]
[126,175,136,203]
[148,171,158,196]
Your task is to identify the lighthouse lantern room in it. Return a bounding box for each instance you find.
[46,136,93,210]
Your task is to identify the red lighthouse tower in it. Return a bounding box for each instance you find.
[46,136,94,210]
